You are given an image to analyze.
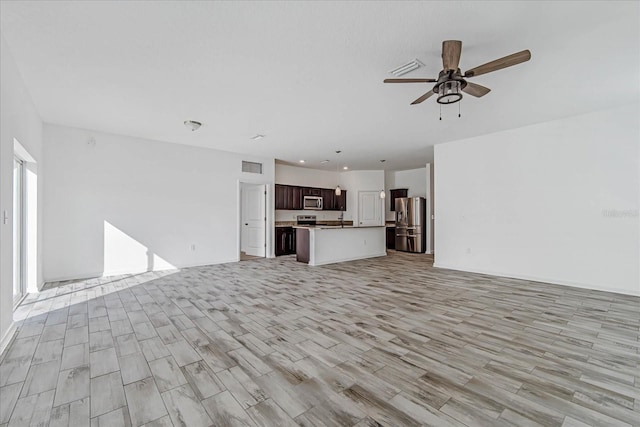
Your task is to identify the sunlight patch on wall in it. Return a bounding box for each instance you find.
[103,221,175,276]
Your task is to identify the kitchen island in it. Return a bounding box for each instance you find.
[295,225,386,266]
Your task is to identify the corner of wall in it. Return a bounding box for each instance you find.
[0,322,17,357]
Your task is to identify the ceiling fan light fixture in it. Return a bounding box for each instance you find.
[436,80,463,105]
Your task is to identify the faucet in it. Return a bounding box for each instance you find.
[339,212,344,228]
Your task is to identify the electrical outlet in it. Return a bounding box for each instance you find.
[466,247,471,254]
[190,244,196,251]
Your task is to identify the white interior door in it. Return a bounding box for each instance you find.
[358,191,382,227]
[242,184,266,257]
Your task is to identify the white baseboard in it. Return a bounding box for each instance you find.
[43,258,242,284]
[0,322,17,358]
[433,263,640,297]
[310,252,387,266]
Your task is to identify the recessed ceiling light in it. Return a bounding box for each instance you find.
[184,120,202,131]
[299,160,305,163]
[343,166,349,170]
[250,134,265,140]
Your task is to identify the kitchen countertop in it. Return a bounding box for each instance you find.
[276,220,354,228]
[293,225,384,229]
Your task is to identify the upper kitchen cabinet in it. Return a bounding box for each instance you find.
[275,184,346,211]
[275,184,286,210]
[291,186,303,210]
[389,188,408,211]
[333,190,347,211]
[321,189,334,210]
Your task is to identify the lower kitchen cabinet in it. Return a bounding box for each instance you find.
[386,226,396,250]
[275,227,296,256]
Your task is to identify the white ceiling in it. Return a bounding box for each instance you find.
[1,1,638,171]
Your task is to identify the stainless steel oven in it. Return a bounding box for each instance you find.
[303,196,323,210]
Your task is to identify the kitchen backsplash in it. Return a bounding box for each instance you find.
[275,210,348,222]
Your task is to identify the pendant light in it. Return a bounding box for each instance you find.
[379,161,386,198]
[335,151,342,196]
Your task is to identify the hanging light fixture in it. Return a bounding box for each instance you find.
[335,151,342,196]
[379,161,386,199]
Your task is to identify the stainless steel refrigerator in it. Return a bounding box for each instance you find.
[395,197,426,253]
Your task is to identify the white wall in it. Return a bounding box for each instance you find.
[0,36,44,351]
[384,167,427,221]
[274,164,343,222]
[43,124,275,281]
[276,164,340,188]
[341,170,385,226]
[435,104,639,295]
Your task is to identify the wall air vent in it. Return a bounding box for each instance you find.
[242,161,263,174]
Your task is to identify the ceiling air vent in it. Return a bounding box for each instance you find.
[242,161,263,174]
[389,59,424,77]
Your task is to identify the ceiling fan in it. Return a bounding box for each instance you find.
[384,40,531,105]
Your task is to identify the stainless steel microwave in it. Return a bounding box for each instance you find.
[303,196,323,210]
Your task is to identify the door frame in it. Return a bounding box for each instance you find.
[13,157,26,306]
[237,180,272,260]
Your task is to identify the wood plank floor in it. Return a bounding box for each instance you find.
[1,251,638,426]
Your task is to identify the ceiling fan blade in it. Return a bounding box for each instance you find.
[464,49,531,78]
[442,40,462,71]
[462,82,491,97]
[384,78,437,83]
[410,91,435,105]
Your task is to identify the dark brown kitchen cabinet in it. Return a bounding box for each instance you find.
[275,185,346,211]
[321,189,334,211]
[291,187,303,210]
[389,188,408,211]
[275,227,296,256]
[386,226,396,249]
[275,185,286,210]
[333,190,347,211]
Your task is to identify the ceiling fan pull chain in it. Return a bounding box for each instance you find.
[439,104,442,121]
[458,101,461,118]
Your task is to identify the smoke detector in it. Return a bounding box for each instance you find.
[184,120,202,131]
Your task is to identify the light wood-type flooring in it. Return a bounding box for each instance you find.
[1,251,639,426]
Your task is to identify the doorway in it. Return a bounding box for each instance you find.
[13,157,25,304]
[240,183,266,260]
